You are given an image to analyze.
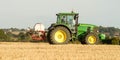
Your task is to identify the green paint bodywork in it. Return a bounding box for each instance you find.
[77,23,96,36]
[77,23,106,40]
[49,12,106,41]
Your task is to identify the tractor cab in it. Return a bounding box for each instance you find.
[56,12,79,28]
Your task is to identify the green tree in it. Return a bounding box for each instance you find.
[18,32,26,41]
[111,37,120,45]
[0,29,8,41]
[18,32,32,42]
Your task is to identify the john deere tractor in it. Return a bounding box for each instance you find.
[47,11,105,44]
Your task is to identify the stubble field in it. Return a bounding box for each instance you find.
[0,42,120,60]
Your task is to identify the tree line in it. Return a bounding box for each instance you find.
[0,27,120,44]
[0,28,31,42]
[99,26,120,37]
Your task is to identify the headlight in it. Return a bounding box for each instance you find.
[97,30,99,33]
[93,27,99,32]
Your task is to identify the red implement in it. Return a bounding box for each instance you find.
[31,31,45,40]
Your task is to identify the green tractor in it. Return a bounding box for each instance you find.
[47,11,105,44]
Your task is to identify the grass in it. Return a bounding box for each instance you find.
[0,42,120,60]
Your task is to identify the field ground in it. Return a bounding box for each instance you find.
[0,42,120,60]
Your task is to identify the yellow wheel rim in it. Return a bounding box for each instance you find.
[88,35,96,44]
[54,30,67,43]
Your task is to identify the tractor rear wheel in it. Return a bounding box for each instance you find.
[47,26,70,44]
[85,33,100,45]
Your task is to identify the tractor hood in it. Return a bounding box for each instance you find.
[79,23,97,27]
[78,23,106,40]
[77,23,98,34]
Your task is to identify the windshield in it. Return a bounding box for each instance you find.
[67,15,74,24]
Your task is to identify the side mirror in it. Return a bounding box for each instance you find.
[74,14,79,20]
[56,14,59,16]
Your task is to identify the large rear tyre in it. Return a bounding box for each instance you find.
[85,33,100,45]
[47,26,71,44]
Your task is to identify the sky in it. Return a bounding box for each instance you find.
[0,0,120,29]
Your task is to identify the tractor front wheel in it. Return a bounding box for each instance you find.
[85,33,100,45]
[47,26,71,44]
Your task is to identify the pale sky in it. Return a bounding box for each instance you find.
[0,0,120,29]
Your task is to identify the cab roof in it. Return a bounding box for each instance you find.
[57,12,79,15]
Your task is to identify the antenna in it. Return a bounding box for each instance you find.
[71,9,74,13]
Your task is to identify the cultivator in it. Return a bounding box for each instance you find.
[28,23,46,41]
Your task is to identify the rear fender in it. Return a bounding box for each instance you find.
[54,25,72,35]
[48,24,71,33]
[48,23,56,30]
